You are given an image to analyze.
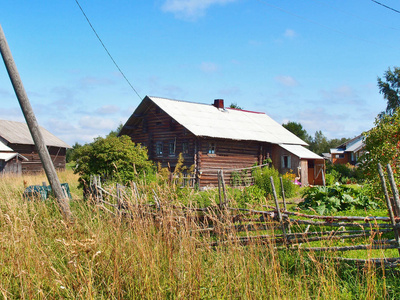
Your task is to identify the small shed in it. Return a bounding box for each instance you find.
[0,120,70,173]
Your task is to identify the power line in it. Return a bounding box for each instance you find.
[74,0,142,100]
[257,0,400,50]
[371,0,400,14]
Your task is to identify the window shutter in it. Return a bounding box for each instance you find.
[288,156,291,169]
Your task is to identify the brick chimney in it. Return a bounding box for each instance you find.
[213,99,224,109]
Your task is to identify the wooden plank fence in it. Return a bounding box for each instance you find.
[87,163,400,268]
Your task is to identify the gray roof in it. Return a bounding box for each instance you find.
[280,144,323,159]
[124,96,308,146]
[0,140,13,152]
[0,120,70,148]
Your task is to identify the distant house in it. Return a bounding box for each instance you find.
[0,140,28,175]
[120,96,324,188]
[330,135,365,165]
[0,120,70,173]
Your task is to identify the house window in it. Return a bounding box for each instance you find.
[169,141,176,156]
[281,155,291,169]
[208,142,216,154]
[335,154,344,159]
[156,142,163,156]
[182,142,189,155]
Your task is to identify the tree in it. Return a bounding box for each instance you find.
[377,66,400,117]
[229,103,243,109]
[108,123,124,137]
[73,135,153,186]
[360,108,400,201]
[66,142,82,163]
[308,130,330,155]
[282,121,312,144]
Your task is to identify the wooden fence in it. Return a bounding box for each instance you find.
[87,163,400,267]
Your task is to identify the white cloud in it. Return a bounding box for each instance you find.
[79,116,118,131]
[275,75,299,87]
[200,62,219,73]
[161,0,237,19]
[319,85,362,105]
[284,29,296,39]
[96,105,120,115]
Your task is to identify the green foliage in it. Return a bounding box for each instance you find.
[252,166,299,199]
[234,185,266,208]
[282,121,312,144]
[377,66,400,117]
[360,108,400,201]
[299,185,379,215]
[326,163,363,185]
[73,135,153,186]
[66,142,82,163]
[229,102,243,109]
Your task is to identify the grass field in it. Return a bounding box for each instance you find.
[0,170,399,299]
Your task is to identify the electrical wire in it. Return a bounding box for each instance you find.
[257,0,399,50]
[371,0,400,14]
[74,0,142,100]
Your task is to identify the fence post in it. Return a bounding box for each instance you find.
[270,176,288,245]
[279,177,287,211]
[383,164,400,256]
[386,164,400,217]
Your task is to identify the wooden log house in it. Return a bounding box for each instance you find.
[119,96,325,188]
[0,120,70,173]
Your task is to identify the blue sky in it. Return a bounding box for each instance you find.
[1,0,399,146]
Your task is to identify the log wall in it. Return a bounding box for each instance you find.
[9,144,66,173]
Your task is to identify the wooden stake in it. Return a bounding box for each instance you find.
[386,164,400,216]
[0,24,72,220]
[382,163,400,255]
[270,176,288,244]
[279,177,287,211]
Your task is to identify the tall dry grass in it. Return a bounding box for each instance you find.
[0,170,395,299]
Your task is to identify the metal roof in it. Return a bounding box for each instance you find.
[0,153,28,162]
[0,140,13,152]
[142,96,308,146]
[279,144,323,159]
[345,138,364,152]
[0,120,70,148]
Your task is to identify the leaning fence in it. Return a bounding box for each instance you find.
[87,162,400,267]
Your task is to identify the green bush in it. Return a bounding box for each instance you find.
[298,185,379,215]
[73,135,154,188]
[252,166,298,199]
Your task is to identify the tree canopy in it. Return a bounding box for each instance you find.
[72,135,153,186]
[282,121,312,144]
[378,66,400,117]
[360,108,400,200]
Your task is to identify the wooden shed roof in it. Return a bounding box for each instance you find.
[0,120,70,148]
[122,96,308,146]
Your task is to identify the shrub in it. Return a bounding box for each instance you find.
[252,166,298,199]
[73,135,154,187]
[298,185,379,215]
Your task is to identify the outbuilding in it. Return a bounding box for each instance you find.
[0,120,70,173]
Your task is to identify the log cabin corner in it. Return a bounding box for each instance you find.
[119,96,325,188]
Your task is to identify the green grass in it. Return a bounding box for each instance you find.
[0,170,399,298]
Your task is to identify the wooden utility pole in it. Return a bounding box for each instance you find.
[0,24,73,220]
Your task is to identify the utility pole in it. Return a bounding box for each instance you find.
[0,24,73,220]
